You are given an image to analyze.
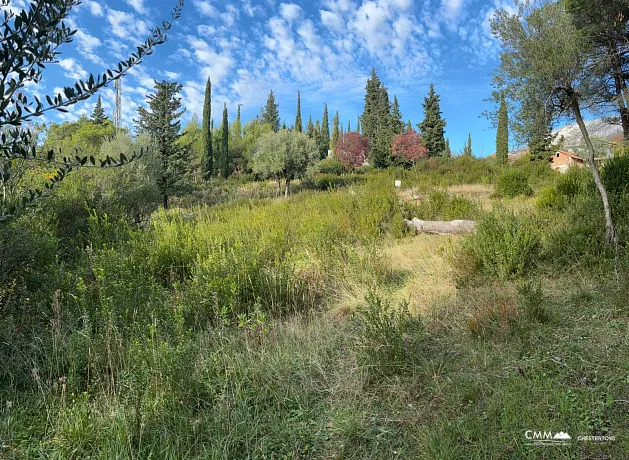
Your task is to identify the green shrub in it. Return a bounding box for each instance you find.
[461,209,541,279]
[494,168,533,198]
[352,293,424,378]
[404,191,479,221]
[317,156,347,175]
[602,155,629,197]
[302,173,364,191]
[537,167,595,211]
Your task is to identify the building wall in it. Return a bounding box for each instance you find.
[551,152,584,174]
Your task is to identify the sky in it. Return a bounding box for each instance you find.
[6,0,519,156]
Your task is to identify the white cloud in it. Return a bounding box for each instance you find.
[320,10,344,32]
[83,0,103,16]
[279,3,301,21]
[187,37,236,85]
[125,0,147,15]
[165,71,181,80]
[58,58,88,80]
[194,0,217,16]
[107,9,149,40]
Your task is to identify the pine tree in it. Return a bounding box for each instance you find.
[136,80,189,209]
[91,95,107,125]
[418,84,447,157]
[444,139,451,158]
[496,93,509,165]
[262,90,280,132]
[282,121,287,130]
[307,115,315,139]
[331,110,340,152]
[463,133,473,157]
[202,77,213,179]
[220,103,229,178]
[407,119,412,134]
[295,90,303,133]
[362,69,393,168]
[320,104,330,159]
[391,96,404,135]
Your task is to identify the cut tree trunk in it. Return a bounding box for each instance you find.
[405,218,476,235]
[570,91,617,244]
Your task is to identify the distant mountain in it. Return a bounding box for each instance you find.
[553,119,623,155]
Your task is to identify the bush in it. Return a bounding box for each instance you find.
[352,293,424,378]
[537,167,595,211]
[494,168,533,198]
[461,209,541,279]
[317,156,347,175]
[403,191,479,221]
[602,154,629,197]
[302,173,364,191]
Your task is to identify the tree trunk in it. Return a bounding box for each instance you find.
[570,91,617,244]
[163,194,169,210]
[285,178,291,198]
[609,45,629,144]
[276,177,282,197]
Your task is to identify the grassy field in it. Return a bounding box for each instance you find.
[2,160,629,458]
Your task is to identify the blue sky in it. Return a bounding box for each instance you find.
[7,0,518,156]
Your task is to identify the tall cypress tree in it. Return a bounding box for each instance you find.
[444,139,451,158]
[136,81,189,209]
[202,77,213,179]
[262,90,280,132]
[295,90,303,133]
[331,110,340,152]
[320,104,330,159]
[307,115,315,139]
[91,95,107,124]
[392,95,404,135]
[418,84,447,157]
[496,93,509,165]
[463,133,473,157]
[406,119,412,134]
[362,69,393,168]
[221,103,229,178]
[348,119,351,133]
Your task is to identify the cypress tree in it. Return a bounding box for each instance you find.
[221,103,229,178]
[418,84,447,156]
[320,104,330,159]
[202,77,213,179]
[295,91,303,133]
[307,115,315,139]
[331,110,340,152]
[407,119,412,134]
[463,133,473,157]
[392,95,404,135]
[262,90,280,132]
[91,95,107,125]
[496,93,509,165]
[357,115,361,134]
[444,139,451,158]
[136,81,189,209]
[362,68,393,168]
[348,119,351,133]
[282,121,287,130]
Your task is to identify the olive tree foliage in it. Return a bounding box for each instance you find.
[251,130,318,197]
[0,0,183,221]
[491,0,617,243]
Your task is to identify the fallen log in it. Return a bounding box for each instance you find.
[404,218,476,235]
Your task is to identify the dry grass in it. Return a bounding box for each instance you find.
[447,184,494,211]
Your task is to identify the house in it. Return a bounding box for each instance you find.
[551,150,585,174]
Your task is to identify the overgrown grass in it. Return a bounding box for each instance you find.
[3,160,629,459]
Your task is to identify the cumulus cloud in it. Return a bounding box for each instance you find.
[125,0,147,15]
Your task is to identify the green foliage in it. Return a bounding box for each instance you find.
[320,104,330,160]
[220,103,229,178]
[418,84,447,157]
[494,168,533,197]
[537,166,595,210]
[316,156,347,175]
[44,117,116,158]
[602,154,629,197]
[201,77,213,178]
[331,110,340,152]
[463,133,473,157]
[0,0,182,221]
[136,80,191,208]
[90,95,107,125]
[404,191,480,221]
[496,93,509,165]
[302,173,364,191]
[262,90,280,133]
[391,95,404,135]
[295,90,303,133]
[362,69,394,168]
[462,209,541,279]
[352,293,424,377]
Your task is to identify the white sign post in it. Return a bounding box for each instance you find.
[394,180,402,188]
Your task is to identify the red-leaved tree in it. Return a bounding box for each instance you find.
[391,130,429,167]
[336,132,369,169]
